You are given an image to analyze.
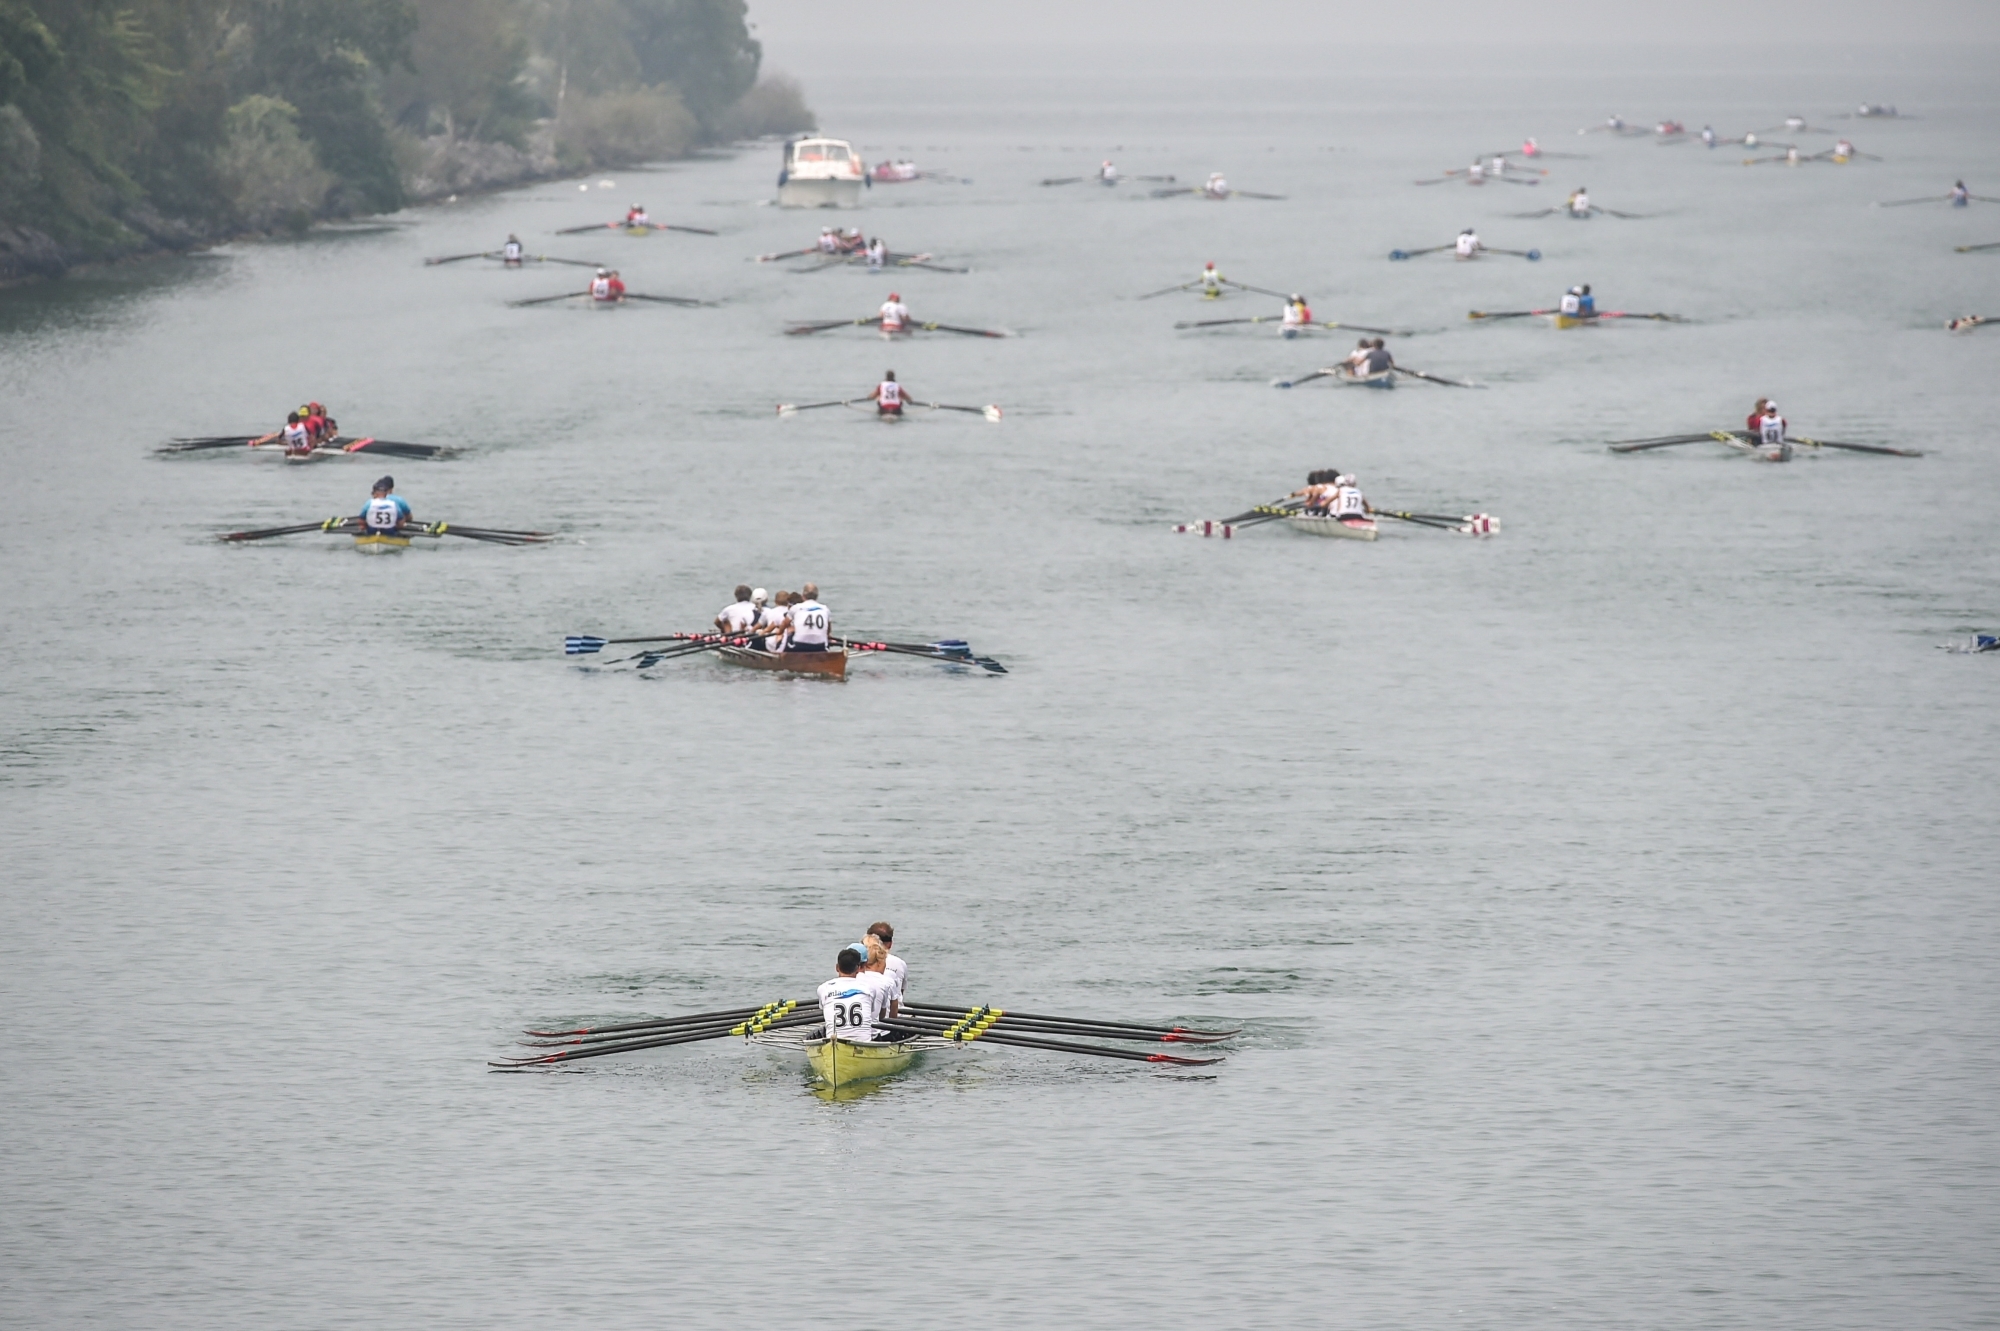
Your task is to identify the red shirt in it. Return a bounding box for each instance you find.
[608,278,626,298]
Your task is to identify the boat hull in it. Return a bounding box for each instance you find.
[353,533,411,553]
[718,646,849,678]
[1553,313,1596,329]
[806,1037,920,1087]
[1284,514,1379,541]
[778,177,862,209]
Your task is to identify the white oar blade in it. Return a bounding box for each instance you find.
[776,404,797,416]
[565,636,608,655]
[1171,521,1235,538]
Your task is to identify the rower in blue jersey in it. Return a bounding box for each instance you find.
[1577,284,1596,317]
[361,476,412,535]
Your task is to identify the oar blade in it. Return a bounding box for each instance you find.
[565,635,609,655]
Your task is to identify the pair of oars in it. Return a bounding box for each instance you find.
[424,251,603,267]
[510,290,710,307]
[1607,431,1921,457]
[884,1005,1230,1066]
[219,517,552,544]
[554,220,716,235]
[1510,205,1646,219]
[785,317,1008,337]
[1271,365,1479,388]
[565,630,1007,673]
[1176,315,1408,335]
[1468,309,1684,322]
[1172,496,1304,536]
[1149,186,1285,200]
[776,399,1002,421]
[493,1000,814,1069]
[1137,276,1291,301]
[1039,173,1176,185]
[1389,244,1540,260]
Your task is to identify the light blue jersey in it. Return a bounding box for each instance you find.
[361,495,411,532]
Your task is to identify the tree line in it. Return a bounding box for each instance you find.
[0,0,813,270]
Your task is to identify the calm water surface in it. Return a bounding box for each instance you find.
[3,52,1997,1330]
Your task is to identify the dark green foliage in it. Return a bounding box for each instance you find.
[623,0,756,128]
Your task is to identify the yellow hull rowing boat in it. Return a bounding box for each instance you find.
[805,1036,921,1087]
[354,533,411,553]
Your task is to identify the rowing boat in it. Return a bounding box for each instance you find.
[1284,513,1379,541]
[805,1035,923,1087]
[718,645,849,678]
[1717,433,1793,462]
[1552,313,1595,329]
[354,533,412,553]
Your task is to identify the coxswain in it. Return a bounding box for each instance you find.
[1701,125,1717,148]
[866,922,906,1010]
[1559,285,1584,317]
[1757,402,1790,458]
[502,234,524,265]
[1358,338,1395,377]
[1455,228,1481,259]
[1328,473,1372,524]
[1577,284,1596,317]
[1567,187,1592,217]
[716,585,758,635]
[361,476,411,535]
[818,946,889,1044]
[1951,180,1970,207]
[877,292,910,334]
[1204,172,1229,199]
[590,267,624,303]
[1833,138,1854,161]
[868,370,905,416]
[817,226,839,254]
[866,236,887,270]
[786,583,830,653]
[1200,261,1224,297]
[1281,294,1312,335]
[1098,159,1119,184]
[280,411,311,456]
[625,204,649,226]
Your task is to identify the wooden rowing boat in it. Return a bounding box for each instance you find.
[717,646,849,678]
[353,533,412,553]
[1284,513,1379,541]
[805,1035,922,1088]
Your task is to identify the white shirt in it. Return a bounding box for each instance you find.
[1759,414,1786,445]
[878,300,909,328]
[1569,192,1590,214]
[591,276,612,299]
[754,604,787,633]
[283,422,309,449]
[1331,486,1368,519]
[1206,176,1227,195]
[1455,233,1479,257]
[1099,163,1118,182]
[1559,291,1582,316]
[817,973,889,1042]
[877,379,902,407]
[882,953,907,1004]
[717,600,757,633]
[789,599,830,646]
[1281,302,1306,327]
[502,240,523,260]
[1201,268,1222,288]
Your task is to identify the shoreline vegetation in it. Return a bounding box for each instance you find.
[0,0,815,285]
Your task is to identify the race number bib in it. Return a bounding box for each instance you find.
[365,500,401,531]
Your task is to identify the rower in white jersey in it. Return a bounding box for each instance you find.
[785,583,831,653]
[715,584,758,634]
[281,411,311,455]
[1490,155,1508,178]
[1098,159,1119,185]
[1455,228,1481,259]
[868,370,905,417]
[1951,180,1970,207]
[817,226,838,254]
[817,947,891,1043]
[502,234,524,265]
[1756,402,1791,460]
[866,236,887,270]
[859,935,900,1018]
[1280,294,1312,337]
[1466,159,1486,183]
[1328,473,1371,524]
[877,292,910,334]
[1203,172,1229,199]
[867,921,906,1012]
[1200,261,1224,297]
[752,589,789,650]
[1567,187,1591,217]
[1559,286,1583,317]
[1700,125,1717,148]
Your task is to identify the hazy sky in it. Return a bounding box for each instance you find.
[749,0,1998,71]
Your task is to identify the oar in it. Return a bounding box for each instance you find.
[219,516,358,542]
[777,398,868,415]
[1375,509,1499,534]
[1223,279,1291,300]
[655,224,718,236]
[1388,244,1451,259]
[1039,175,1084,186]
[623,292,708,306]
[161,432,277,452]
[1509,207,1558,218]
[1269,369,1335,389]
[1607,433,1714,452]
[1134,174,1176,182]
[899,260,969,273]
[1174,498,1304,530]
[528,254,606,269]
[412,522,552,545]
[915,401,1003,421]
[1485,247,1543,259]
[509,290,589,306]
[424,250,498,266]
[1180,316,1407,335]
[565,630,748,655]
[1467,308,1551,320]
[1876,194,1948,207]
[1791,435,1922,457]
[1176,317,1256,328]
[881,1019,1222,1066]
[1954,242,2000,253]
[1393,367,1481,388]
[917,321,1009,338]
[841,639,1007,673]
[336,437,449,459]
[526,1001,788,1039]
[1599,310,1685,322]
[902,1003,1240,1041]
[786,317,872,334]
[554,222,616,234]
[755,246,819,262]
[1230,190,1286,200]
[1137,281,1196,299]
[492,1009,820,1068]
[617,641,731,668]
[1598,208,1647,218]
[886,1011,1230,1047]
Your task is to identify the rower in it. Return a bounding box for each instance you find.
[625,204,649,225]
[1834,138,1854,160]
[1758,402,1790,457]
[1784,146,1800,165]
[818,947,889,1044]
[838,228,865,254]
[1098,159,1119,184]
[281,411,311,455]
[1345,339,1371,373]
[1490,155,1508,178]
[1559,285,1583,317]
[1951,180,1970,207]
[1359,338,1394,376]
[786,583,830,653]
[1328,473,1371,523]
[1455,228,1481,259]
[753,590,790,650]
[306,402,335,445]
[877,292,910,334]
[1747,398,1770,434]
[868,370,905,417]
[1291,469,1341,511]
[1784,116,1805,132]
[502,234,524,265]
[1577,284,1596,317]
[860,935,900,1018]
[867,921,906,1010]
[1280,294,1312,334]
[361,476,411,535]
[1204,172,1229,199]
[1522,137,1541,157]
[1605,115,1626,132]
[818,226,839,254]
[1200,261,1223,297]
[1568,187,1592,217]
[589,267,624,303]
[716,585,758,635]
[1466,159,1486,183]
[866,236,887,270]
[1701,125,1717,148]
